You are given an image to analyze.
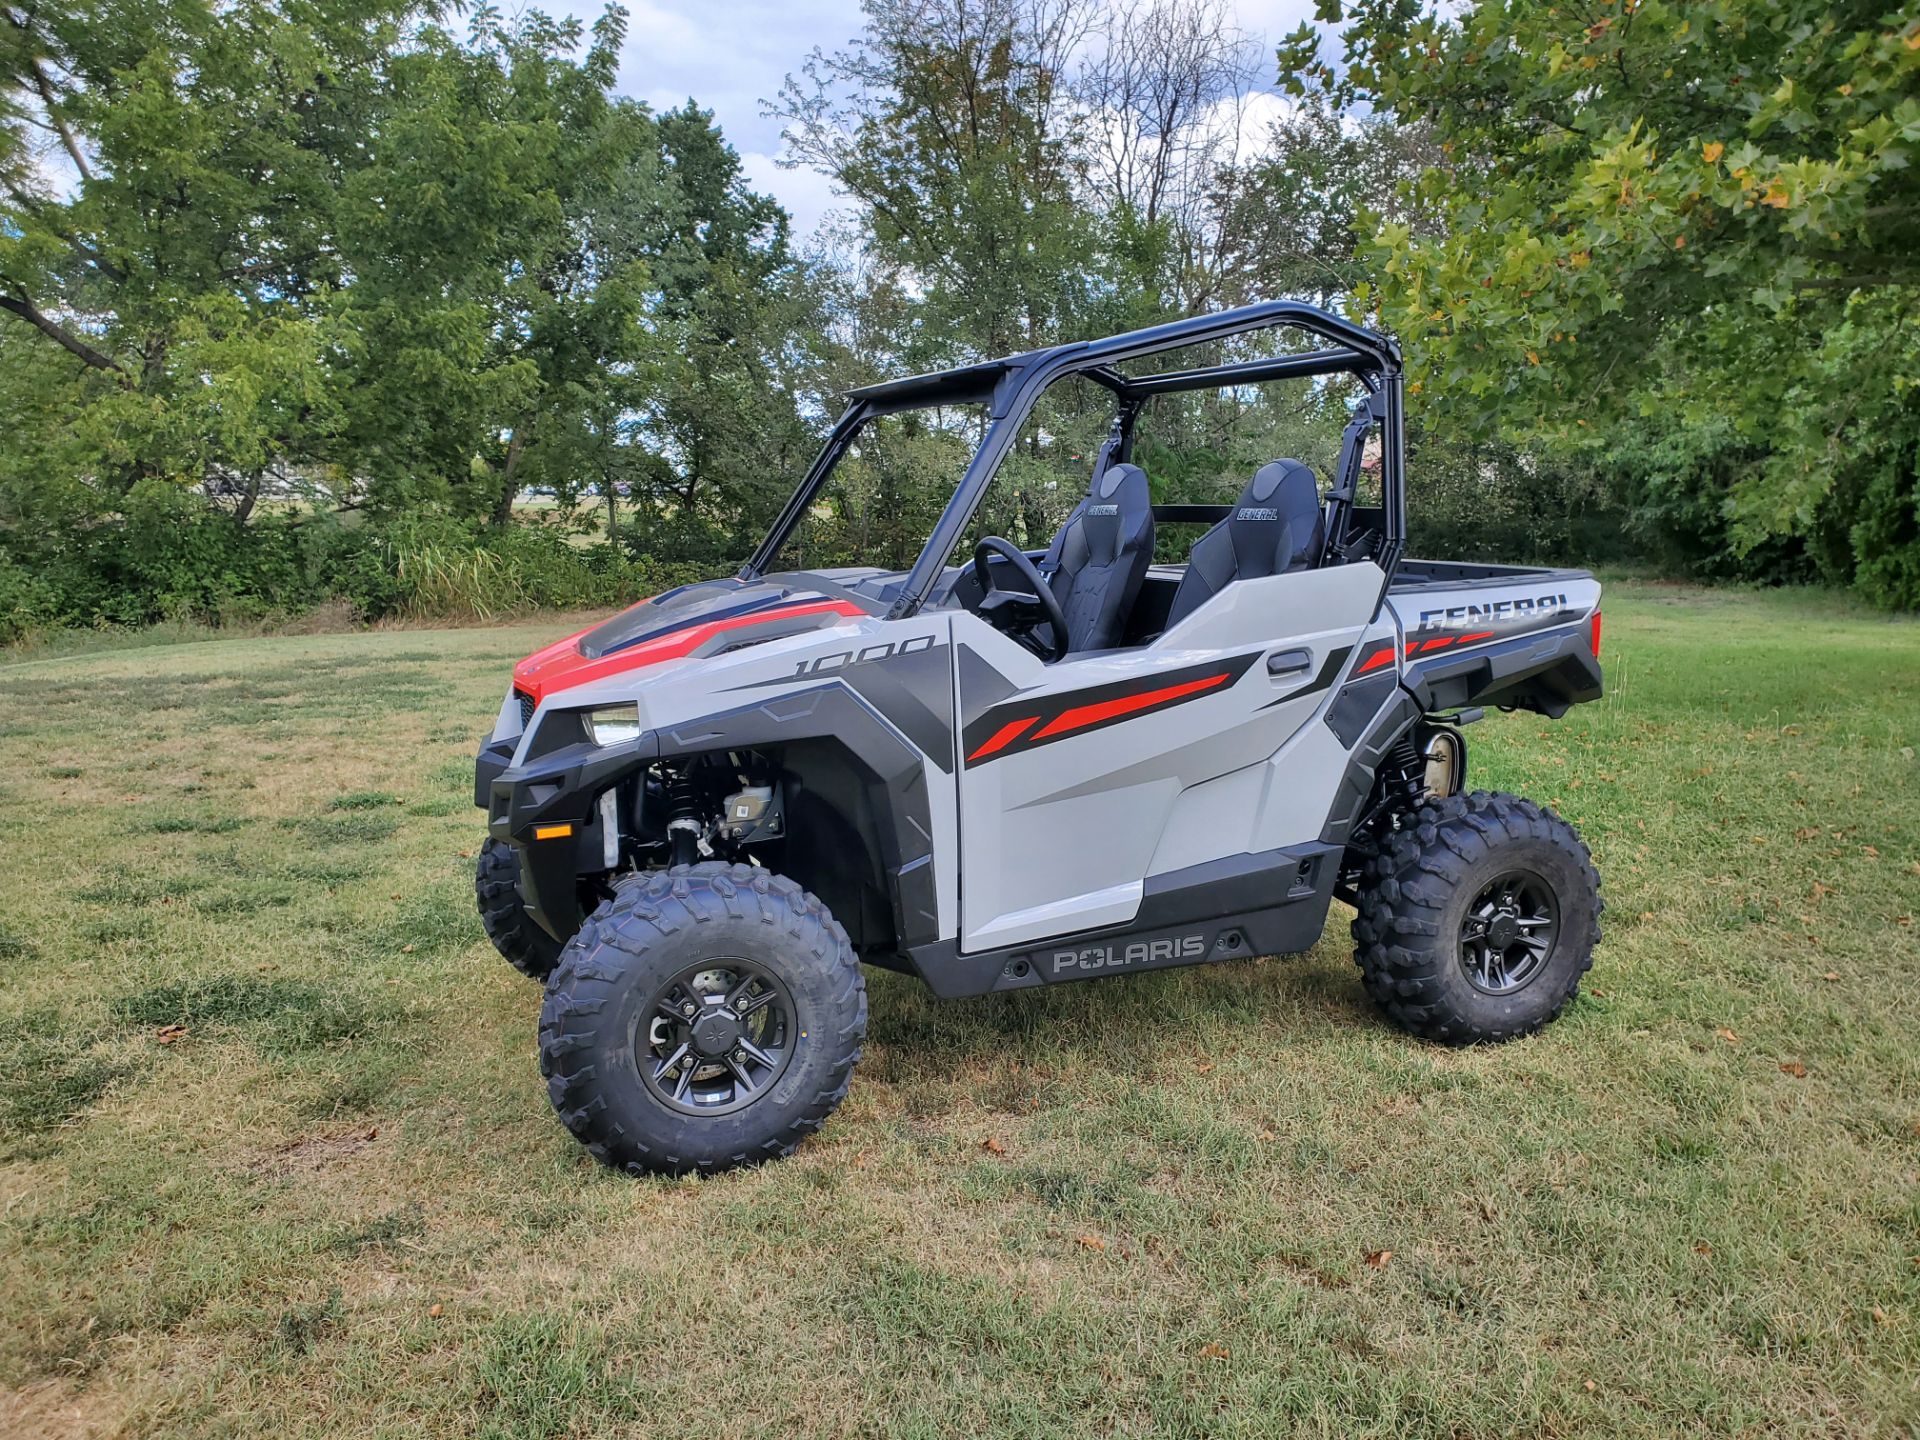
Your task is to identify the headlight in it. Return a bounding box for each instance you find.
[583,703,641,746]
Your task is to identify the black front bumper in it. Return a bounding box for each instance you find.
[475,731,656,942]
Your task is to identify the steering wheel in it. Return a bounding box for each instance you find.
[968,537,1069,663]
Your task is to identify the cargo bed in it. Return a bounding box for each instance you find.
[1382,560,1603,717]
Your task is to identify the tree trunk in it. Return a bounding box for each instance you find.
[233,470,263,524]
[492,424,530,527]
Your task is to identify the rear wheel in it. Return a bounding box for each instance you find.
[1351,790,1601,1045]
[475,837,563,981]
[539,863,866,1176]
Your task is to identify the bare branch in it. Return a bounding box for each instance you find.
[26,59,93,185]
[0,288,126,377]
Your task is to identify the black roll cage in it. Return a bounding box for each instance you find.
[739,300,1406,618]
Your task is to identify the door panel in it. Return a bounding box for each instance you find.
[954,563,1385,951]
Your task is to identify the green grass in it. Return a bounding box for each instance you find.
[0,581,1915,1437]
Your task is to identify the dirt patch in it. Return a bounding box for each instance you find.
[247,1125,383,1177]
[0,1379,114,1440]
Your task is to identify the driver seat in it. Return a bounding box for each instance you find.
[1041,459,1155,653]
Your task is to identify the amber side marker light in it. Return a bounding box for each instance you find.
[534,823,575,841]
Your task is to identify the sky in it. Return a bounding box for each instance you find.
[547,0,1321,238]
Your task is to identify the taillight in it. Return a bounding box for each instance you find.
[1589,610,1603,658]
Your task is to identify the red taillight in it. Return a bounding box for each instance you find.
[1589,610,1603,658]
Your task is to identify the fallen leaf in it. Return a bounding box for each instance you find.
[1194,1062,1215,1074]
[1198,1342,1230,1360]
[1872,1305,1889,1325]
[1822,971,1841,981]
[1780,1061,1807,1078]
[1862,845,1880,858]
[1780,725,1802,736]
[1584,1379,1598,1393]
[400,944,415,954]
[1795,827,1819,842]
[1259,1128,1275,1141]
[1365,1249,1393,1269]
[1714,1027,1739,1044]
[428,1304,443,1318]
[1693,1242,1713,1255]
[1076,1234,1107,1252]
[1810,881,1834,901]
[981,1137,1006,1155]
[365,1126,380,1140]
[155,1024,188,1045]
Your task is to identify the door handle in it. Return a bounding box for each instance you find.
[1266,648,1312,679]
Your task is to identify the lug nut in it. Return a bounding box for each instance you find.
[682,1002,696,1017]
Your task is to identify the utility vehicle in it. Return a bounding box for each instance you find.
[472,301,1605,1176]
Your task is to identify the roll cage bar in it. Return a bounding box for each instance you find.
[740,300,1406,618]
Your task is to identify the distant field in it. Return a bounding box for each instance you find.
[0,581,1915,1438]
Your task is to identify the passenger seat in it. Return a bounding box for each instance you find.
[1163,459,1325,628]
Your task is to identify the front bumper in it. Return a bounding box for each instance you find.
[474,731,656,942]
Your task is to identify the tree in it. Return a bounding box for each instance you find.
[0,0,402,508]
[632,102,831,549]
[325,6,665,524]
[1282,0,1920,604]
[772,0,1104,365]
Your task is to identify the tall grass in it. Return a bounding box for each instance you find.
[385,531,716,622]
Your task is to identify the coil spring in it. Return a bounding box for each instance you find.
[666,770,701,823]
[1379,731,1428,825]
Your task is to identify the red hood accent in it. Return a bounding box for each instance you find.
[511,600,866,702]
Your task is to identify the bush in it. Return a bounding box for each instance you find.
[0,486,728,643]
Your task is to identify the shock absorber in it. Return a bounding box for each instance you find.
[1378,731,1428,826]
[665,768,703,866]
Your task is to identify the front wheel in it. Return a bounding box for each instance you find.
[1351,791,1602,1045]
[538,863,867,1176]
[475,837,564,981]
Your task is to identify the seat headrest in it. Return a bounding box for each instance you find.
[1226,459,1323,576]
[1077,462,1149,561]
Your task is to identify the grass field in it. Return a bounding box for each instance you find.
[0,581,1916,1438]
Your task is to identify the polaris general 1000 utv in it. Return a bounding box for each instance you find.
[474,301,1605,1176]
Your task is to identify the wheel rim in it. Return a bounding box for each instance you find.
[1459,869,1559,995]
[636,959,797,1117]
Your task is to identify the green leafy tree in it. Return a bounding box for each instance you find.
[326,6,664,523]
[631,102,831,552]
[772,0,1106,365]
[1281,0,1920,603]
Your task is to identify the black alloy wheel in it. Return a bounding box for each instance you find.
[1458,870,1559,995]
[640,959,797,1116]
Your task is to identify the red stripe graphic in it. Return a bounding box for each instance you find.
[1355,646,1395,674]
[966,716,1040,762]
[1030,672,1230,741]
[513,599,865,701]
